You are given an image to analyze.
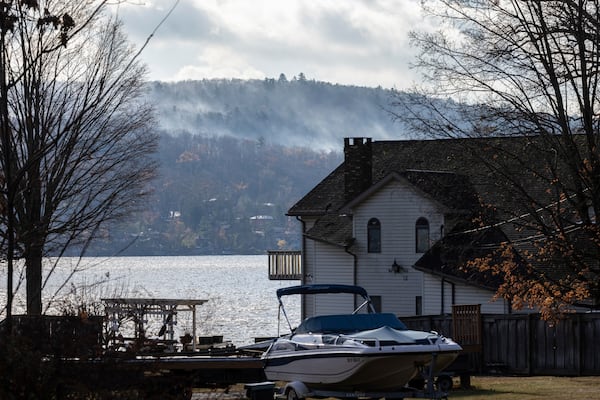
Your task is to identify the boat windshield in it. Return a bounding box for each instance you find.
[295,313,407,334]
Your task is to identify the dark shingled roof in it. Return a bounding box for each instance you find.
[305,214,354,248]
[288,164,346,216]
[413,224,513,290]
[289,137,551,217]
[288,136,562,290]
[399,170,479,212]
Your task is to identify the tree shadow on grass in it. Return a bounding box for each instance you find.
[451,387,512,398]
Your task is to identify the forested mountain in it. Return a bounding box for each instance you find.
[85,78,413,255]
[86,134,341,256]
[146,75,409,150]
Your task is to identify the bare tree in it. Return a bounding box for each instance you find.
[0,1,158,318]
[393,0,600,319]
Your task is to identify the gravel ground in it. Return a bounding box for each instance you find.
[191,386,248,400]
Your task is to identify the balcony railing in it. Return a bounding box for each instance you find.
[268,250,302,280]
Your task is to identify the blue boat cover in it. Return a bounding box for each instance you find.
[276,284,369,299]
[294,313,407,334]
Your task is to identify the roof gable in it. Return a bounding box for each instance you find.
[342,170,478,214]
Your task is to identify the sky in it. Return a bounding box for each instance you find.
[114,0,431,90]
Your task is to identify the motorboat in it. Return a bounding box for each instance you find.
[262,284,462,392]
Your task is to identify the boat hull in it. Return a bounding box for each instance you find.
[264,347,459,391]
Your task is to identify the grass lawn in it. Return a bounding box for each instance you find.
[193,377,600,399]
[449,376,600,400]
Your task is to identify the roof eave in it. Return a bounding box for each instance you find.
[304,233,355,248]
[287,211,328,217]
[413,263,499,292]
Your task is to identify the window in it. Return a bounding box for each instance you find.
[367,218,381,253]
[415,296,423,316]
[415,217,430,253]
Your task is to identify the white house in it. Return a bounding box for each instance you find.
[286,137,522,319]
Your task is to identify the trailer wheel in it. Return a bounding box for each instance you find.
[287,388,299,400]
[436,375,453,392]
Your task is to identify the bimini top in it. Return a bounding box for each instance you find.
[276,284,369,299]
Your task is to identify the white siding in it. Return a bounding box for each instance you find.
[351,180,445,316]
[301,177,518,318]
[301,215,355,318]
[422,274,508,315]
[310,242,354,317]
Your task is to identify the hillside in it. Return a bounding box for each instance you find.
[146,76,410,150]
[84,78,413,256]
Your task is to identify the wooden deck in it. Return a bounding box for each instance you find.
[57,351,267,398]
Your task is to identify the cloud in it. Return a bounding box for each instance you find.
[174,47,265,81]
[113,0,429,89]
[114,1,220,43]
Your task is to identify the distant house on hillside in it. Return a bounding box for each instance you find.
[249,214,274,233]
[274,137,593,320]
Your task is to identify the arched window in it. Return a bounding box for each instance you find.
[415,217,430,253]
[367,218,381,253]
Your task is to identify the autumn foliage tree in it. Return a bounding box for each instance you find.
[394,0,600,320]
[0,1,158,319]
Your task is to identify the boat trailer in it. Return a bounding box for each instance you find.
[246,352,453,400]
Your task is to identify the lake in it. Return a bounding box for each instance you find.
[0,255,300,346]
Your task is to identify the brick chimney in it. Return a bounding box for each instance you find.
[344,137,372,203]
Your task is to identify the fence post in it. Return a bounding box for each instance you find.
[527,313,534,375]
[577,313,583,376]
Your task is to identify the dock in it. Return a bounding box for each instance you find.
[2,298,271,400]
[57,352,267,398]
[103,297,210,352]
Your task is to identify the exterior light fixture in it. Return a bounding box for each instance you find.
[389,259,409,280]
[390,259,404,273]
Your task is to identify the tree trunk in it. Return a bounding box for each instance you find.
[25,249,43,315]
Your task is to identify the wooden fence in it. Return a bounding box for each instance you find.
[1,315,103,357]
[402,312,600,376]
